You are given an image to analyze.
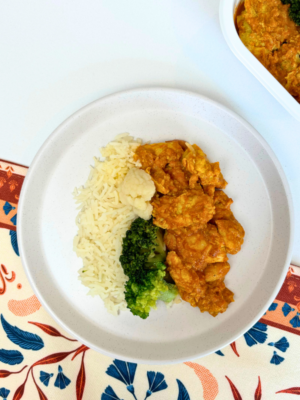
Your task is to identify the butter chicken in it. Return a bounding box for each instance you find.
[135,140,245,317]
[237,0,300,102]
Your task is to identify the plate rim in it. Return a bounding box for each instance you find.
[17,87,295,364]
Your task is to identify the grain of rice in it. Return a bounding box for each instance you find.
[73,133,143,315]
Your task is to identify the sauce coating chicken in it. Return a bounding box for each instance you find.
[182,143,227,189]
[237,0,300,102]
[164,224,228,270]
[212,191,245,255]
[151,189,215,230]
[135,140,245,317]
[167,252,234,317]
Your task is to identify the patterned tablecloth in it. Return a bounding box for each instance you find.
[0,159,300,400]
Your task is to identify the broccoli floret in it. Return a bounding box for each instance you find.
[158,283,178,303]
[120,218,171,319]
[281,0,300,25]
[120,217,166,277]
[125,264,167,319]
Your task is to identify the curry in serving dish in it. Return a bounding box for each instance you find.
[236,0,300,102]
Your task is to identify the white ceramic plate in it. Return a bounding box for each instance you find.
[18,88,294,364]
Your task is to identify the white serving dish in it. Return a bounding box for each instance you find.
[18,88,294,364]
[220,0,300,121]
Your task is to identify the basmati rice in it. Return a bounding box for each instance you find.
[73,133,143,315]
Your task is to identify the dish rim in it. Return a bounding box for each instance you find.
[17,87,295,364]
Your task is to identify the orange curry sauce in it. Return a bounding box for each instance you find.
[236,0,300,102]
[135,141,245,317]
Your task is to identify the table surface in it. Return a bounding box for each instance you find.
[1,0,299,264]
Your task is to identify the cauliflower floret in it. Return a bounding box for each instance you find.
[119,167,155,220]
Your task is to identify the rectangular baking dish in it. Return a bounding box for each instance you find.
[219,0,300,121]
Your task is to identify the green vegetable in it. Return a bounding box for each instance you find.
[281,0,300,25]
[158,283,178,303]
[120,217,177,319]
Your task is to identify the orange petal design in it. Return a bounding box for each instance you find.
[184,362,218,400]
[287,281,297,293]
[8,294,41,316]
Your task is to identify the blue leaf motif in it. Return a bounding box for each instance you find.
[10,214,17,226]
[106,360,138,399]
[145,371,168,399]
[268,337,289,353]
[1,315,44,351]
[176,379,190,400]
[0,387,10,400]
[270,351,284,365]
[106,359,137,386]
[282,303,294,317]
[215,350,224,356]
[9,231,19,256]
[268,302,278,311]
[3,202,15,216]
[244,322,268,347]
[290,313,300,328]
[101,385,123,400]
[54,365,71,389]
[0,349,23,365]
[39,371,54,387]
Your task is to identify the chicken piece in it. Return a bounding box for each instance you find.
[181,144,227,188]
[212,191,245,255]
[215,220,245,255]
[189,174,199,189]
[167,252,233,316]
[164,224,228,270]
[135,141,184,170]
[237,0,300,101]
[166,251,206,307]
[238,0,299,53]
[203,185,215,197]
[150,165,173,194]
[197,280,234,317]
[212,190,233,220]
[166,140,188,151]
[204,262,230,282]
[164,160,191,193]
[151,189,215,230]
[214,189,233,209]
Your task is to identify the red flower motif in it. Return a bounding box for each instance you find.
[226,376,262,399]
[31,369,48,400]
[0,366,27,378]
[72,345,90,361]
[255,377,262,400]
[287,266,295,279]
[226,376,242,400]
[8,180,18,192]
[287,281,297,293]
[6,166,14,178]
[76,352,86,400]
[276,387,300,394]
[0,177,6,189]
[230,341,240,357]
[9,343,90,400]
[28,321,77,342]
[0,264,16,295]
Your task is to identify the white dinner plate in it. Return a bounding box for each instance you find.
[18,88,294,364]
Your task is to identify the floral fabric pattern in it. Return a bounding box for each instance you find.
[0,160,299,399]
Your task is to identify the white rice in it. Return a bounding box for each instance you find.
[73,133,142,315]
